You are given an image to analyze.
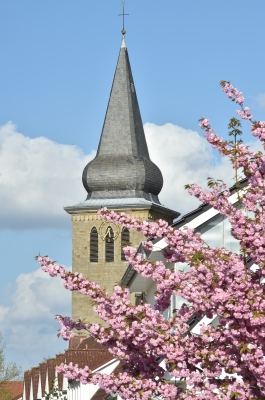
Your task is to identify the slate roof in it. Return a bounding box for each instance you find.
[172,178,248,229]
[81,36,164,203]
[65,197,180,219]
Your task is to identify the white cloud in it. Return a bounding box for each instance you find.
[255,93,265,109]
[0,122,95,229]
[144,122,235,215]
[1,121,262,228]
[0,267,71,371]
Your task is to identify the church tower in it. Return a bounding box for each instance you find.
[65,32,179,325]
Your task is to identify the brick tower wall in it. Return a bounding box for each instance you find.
[71,208,173,326]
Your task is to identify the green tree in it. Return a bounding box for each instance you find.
[44,376,67,400]
[0,333,22,400]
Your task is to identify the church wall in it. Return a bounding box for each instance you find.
[71,208,172,325]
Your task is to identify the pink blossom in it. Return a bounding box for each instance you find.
[37,81,265,399]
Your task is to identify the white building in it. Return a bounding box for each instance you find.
[122,179,250,332]
[22,337,122,400]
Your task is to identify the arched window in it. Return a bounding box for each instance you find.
[105,227,114,262]
[121,228,130,261]
[90,227,98,262]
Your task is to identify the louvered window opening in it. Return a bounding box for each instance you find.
[105,227,114,262]
[90,227,98,262]
[121,228,130,261]
[135,292,147,306]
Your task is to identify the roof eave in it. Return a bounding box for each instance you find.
[64,202,180,218]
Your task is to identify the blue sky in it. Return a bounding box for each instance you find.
[1,0,265,372]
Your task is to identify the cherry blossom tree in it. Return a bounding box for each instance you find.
[38,82,265,399]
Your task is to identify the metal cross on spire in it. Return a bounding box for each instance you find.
[118,1,129,35]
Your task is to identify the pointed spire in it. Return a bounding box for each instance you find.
[96,40,150,159]
[121,35,126,48]
[82,40,163,203]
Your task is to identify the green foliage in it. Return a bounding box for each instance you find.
[0,385,12,400]
[45,376,67,400]
[0,333,21,384]
[219,80,228,88]
[228,117,243,146]
[207,177,224,189]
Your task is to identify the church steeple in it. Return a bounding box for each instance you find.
[65,31,179,326]
[82,36,163,203]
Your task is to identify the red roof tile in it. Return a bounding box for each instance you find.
[38,362,47,397]
[47,359,56,394]
[31,367,39,400]
[22,336,115,400]
[23,370,31,400]
[90,388,107,400]
[55,354,66,390]
[76,337,106,351]
[0,381,23,400]
[65,349,113,371]
[68,335,87,350]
